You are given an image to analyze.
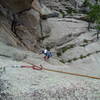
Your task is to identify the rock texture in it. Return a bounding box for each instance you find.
[0,42,100,100]
[42,0,84,11]
[42,0,98,16]
[0,0,51,51]
[0,0,32,13]
[43,15,88,47]
[43,15,100,76]
[0,0,100,100]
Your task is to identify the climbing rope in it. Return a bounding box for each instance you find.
[42,66,100,80]
[21,65,43,70]
[23,61,100,80]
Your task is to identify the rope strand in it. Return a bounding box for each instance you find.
[23,61,100,80]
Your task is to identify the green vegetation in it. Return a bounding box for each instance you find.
[96,50,100,53]
[67,59,72,63]
[66,8,77,15]
[59,10,66,18]
[60,59,66,64]
[83,0,91,7]
[79,39,89,47]
[80,55,84,59]
[82,0,100,38]
[95,0,100,4]
[62,44,74,53]
[80,44,87,47]
[73,58,78,61]
[66,51,100,63]
[87,4,100,22]
[87,53,91,56]
[57,52,62,57]
[86,3,100,38]
[39,35,49,41]
[95,20,100,39]
[83,39,89,43]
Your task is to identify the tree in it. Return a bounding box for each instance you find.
[95,0,100,4]
[83,0,91,7]
[87,4,100,34]
[95,19,100,39]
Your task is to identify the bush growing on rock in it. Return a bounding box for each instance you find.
[87,4,100,38]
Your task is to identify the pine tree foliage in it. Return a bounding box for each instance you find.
[86,1,100,38]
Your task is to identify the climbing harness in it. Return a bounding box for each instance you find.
[22,61,100,80]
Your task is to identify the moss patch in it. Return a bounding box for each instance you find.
[66,50,100,63]
[59,59,66,64]
[62,44,75,53]
[57,52,62,57]
[83,39,89,43]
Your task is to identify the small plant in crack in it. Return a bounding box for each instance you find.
[62,44,74,53]
[80,55,84,59]
[87,53,91,56]
[57,52,62,57]
[83,39,89,43]
[60,59,66,64]
[73,58,78,61]
[67,59,72,63]
[80,44,87,47]
[96,51,100,53]
[68,34,72,37]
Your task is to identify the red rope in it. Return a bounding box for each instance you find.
[21,62,100,80]
[21,65,43,70]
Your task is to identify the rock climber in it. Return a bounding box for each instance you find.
[41,47,52,61]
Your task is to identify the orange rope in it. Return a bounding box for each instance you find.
[23,61,100,80]
[42,66,100,80]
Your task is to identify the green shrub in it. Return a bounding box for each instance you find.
[83,39,89,43]
[60,59,65,64]
[80,55,84,59]
[73,58,78,61]
[62,44,74,53]
[67,59,72,63]
[57,52,62,57]
[96,51,100,53]
[80,44,87,47]
[87,53,91,56]
[87,4,100,34]
[83,0,91,7]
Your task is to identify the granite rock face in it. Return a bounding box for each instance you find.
[0,0,100,100]
[0,0,33,13]
[42,0,85,11]
[0,39,100,100]
[0,0,51,51]
[42,0,98,15]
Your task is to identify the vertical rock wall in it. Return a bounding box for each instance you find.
[0,0,51,51]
